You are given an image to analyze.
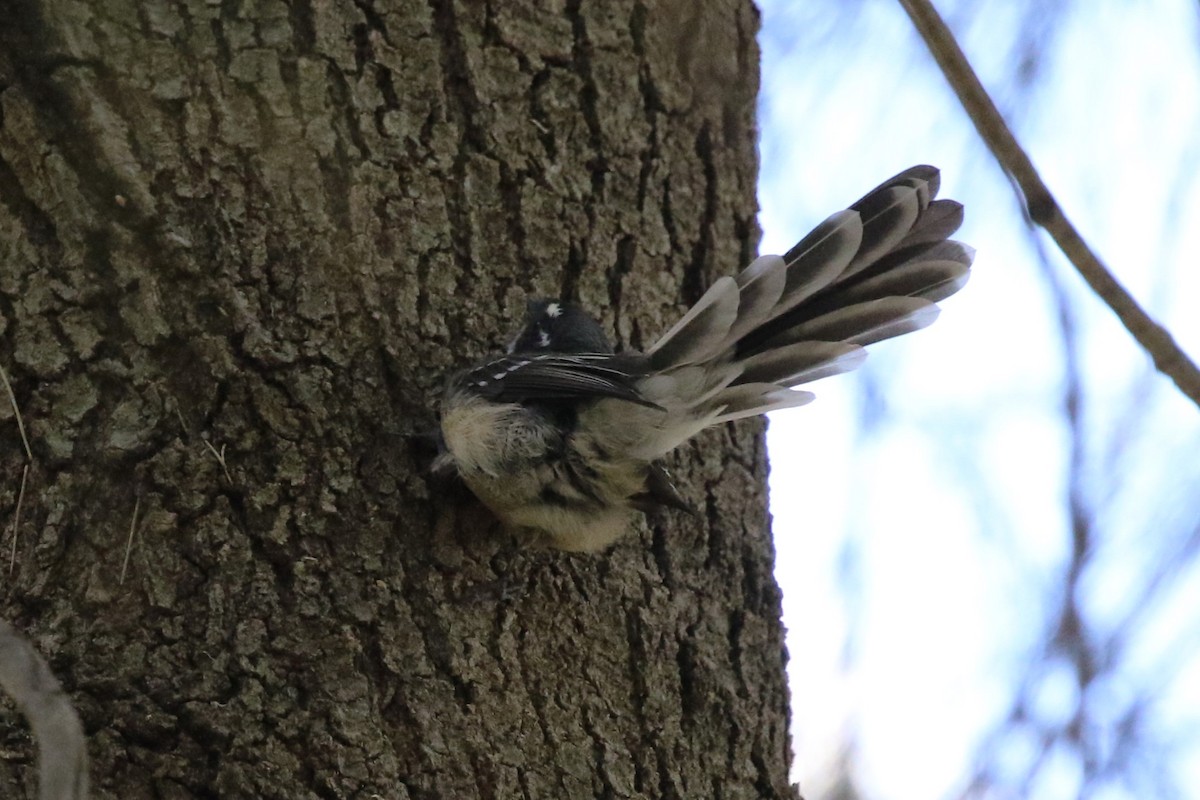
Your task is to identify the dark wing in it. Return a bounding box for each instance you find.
[460,353,661,408]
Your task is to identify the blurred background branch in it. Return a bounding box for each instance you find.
[899,0,1200,409]
[759,1,1200,798]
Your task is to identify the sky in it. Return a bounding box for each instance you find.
[756,1,1200,798]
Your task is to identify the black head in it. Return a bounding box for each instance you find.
[508,299,614,355]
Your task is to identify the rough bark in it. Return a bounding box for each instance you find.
[0,0,796,797]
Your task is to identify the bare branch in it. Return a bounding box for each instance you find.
[898,0,1200,409]
[0,621,89,800]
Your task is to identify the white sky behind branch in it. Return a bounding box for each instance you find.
[758,1,1200,797]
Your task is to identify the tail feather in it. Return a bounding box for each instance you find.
[839,241,973,305]
[724,254,788,345]
[900,199,963,248]
[782,297,940,348]
[639,363,742,411]
[647,276,739,369]
[635,164,972,458]
[779,239,973,330]
[710,385,816,424]
[776,209,863,315]
[843,185,923,278]
[739,340,865,387]
[861,163,939,204]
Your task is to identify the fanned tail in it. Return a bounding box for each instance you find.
[635,165,973,456]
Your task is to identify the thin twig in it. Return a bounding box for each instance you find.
[8,463,29,576]
[202,438,232,483]
[119,496,140,585]
[0,621,90,800]
[0,362,33,461]
[898,0,1200,409]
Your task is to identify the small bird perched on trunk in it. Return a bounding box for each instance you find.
[435,165,973,551]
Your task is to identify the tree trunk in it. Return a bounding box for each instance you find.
[0,0,796,797]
